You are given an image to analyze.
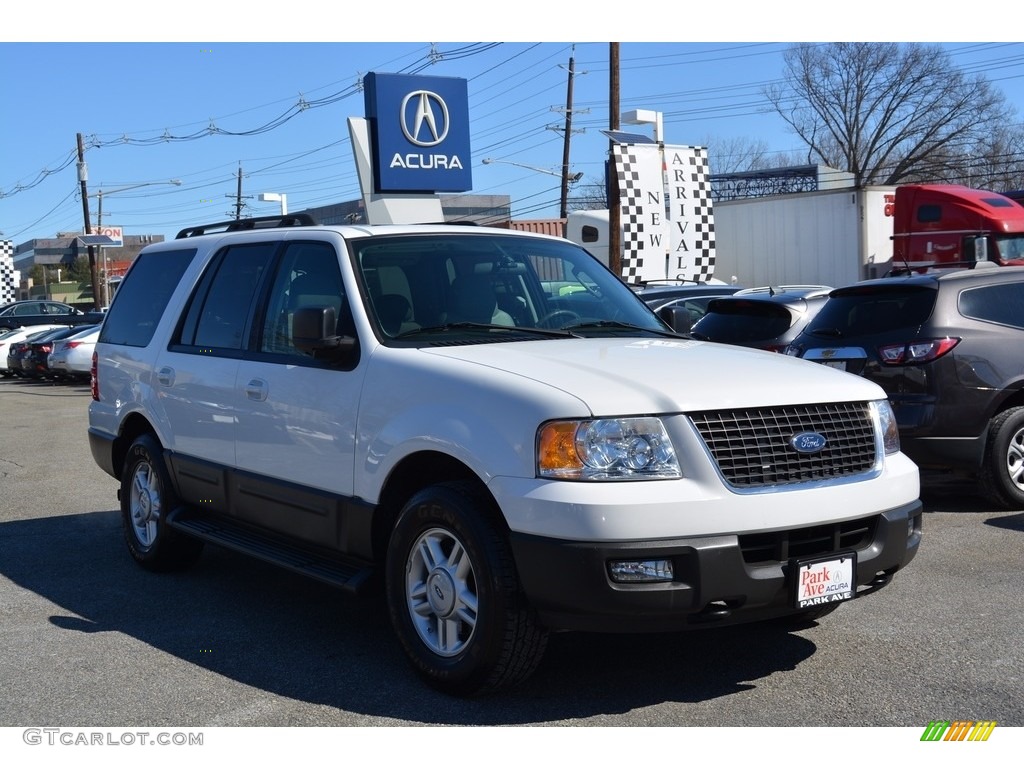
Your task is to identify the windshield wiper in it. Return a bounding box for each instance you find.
[563,320,682,338]
[808,327,844,338]
[395,322,578,339]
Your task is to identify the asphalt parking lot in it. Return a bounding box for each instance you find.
[1,376,1022,731]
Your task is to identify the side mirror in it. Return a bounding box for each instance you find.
[293,307,357,363]
[658,305,692,334]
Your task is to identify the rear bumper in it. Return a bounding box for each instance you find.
[510,500,923,633]
[88,427,118,480]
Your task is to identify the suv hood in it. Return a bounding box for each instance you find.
[423,337,884,414]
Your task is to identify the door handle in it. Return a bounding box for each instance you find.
[245,378,269,402]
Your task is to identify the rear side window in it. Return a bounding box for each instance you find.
[691,300,792,343]
[808,287,935,336]
[959,282,1024,329]
[99,248,196,347]
[177,243,278,350]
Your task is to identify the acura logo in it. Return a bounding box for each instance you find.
[400,90,449,147]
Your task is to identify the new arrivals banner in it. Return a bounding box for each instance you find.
[612,143,669,283]
[665,145,716,282]
[613,143,716,283]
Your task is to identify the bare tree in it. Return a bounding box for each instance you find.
[567,176,609,212]
[766,43,1017,187]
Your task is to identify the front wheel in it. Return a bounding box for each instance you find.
[385,482,548,696]
[121,433,204,572]
[979,406,1024,509]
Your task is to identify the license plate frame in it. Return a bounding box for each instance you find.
[792,552,857,610]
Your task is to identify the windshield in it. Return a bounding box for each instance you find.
[993,235,1024,261]
[805,285,936,337]
[351,232,667,341]
[690,300,793,343]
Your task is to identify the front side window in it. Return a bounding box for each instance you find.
[259,241,351,357]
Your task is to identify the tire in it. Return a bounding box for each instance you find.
[979,406,1024,510]
[385,481,548,696]
[121,434,204,572]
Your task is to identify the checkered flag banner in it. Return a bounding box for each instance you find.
[0,240,16,305]
[612,143,669,283]
[666,146,716,282]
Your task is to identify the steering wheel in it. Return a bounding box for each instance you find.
[537,310,582,329]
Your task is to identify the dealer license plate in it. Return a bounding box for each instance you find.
[822,360,847,371]
[793,553,856,609]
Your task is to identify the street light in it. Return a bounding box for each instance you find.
[259,192,288,215]
[481,158,583,184]
[89,179,182,306]
[621,109,663,143]
[93,179,183,228]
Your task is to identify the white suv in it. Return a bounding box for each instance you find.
[88,216,922,695]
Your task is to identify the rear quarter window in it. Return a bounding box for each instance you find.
[958,282,1024,329]
[99,248,197,347]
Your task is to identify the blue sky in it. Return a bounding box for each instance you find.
[4,6,1024,245]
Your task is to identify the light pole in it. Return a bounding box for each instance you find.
[481,158,583,185]
[481,159,582,222]
[89,179,182,306]
[258,192,288,215]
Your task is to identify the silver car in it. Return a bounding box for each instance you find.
[47,324,101,381]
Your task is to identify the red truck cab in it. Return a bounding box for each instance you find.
[892,184,1024,269]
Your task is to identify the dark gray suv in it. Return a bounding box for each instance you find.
[787,267,1024,508]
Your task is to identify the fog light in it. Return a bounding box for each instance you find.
[609,559,674,583]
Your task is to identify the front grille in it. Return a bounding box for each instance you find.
[690,402,876,488]
[739,516,878,564]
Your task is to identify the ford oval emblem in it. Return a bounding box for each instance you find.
[790,432,827,453]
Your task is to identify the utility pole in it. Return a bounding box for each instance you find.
[227,164,252,220]
[76,132,101,311]
[608,43,622,278]
[559,51,577,220]
[234,165,243,219]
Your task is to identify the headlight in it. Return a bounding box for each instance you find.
[874,399,900,455]
[537,417,680,480]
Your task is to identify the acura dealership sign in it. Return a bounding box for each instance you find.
[363,72,472,193]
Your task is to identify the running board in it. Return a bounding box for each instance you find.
[166,508,376,595]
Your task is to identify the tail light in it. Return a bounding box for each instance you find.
[65,341,83,349]
[91,351,99,400]
[878,337,960,365]
[40,344,53,353]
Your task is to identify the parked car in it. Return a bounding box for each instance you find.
[88,215,920,695]
[0,299,101,331]
[0,325,67,377]
[688,285,833,352]
[47,324,101,381]
[786,267,1024,508]
[15,325,95,379]
[634,281,744,332]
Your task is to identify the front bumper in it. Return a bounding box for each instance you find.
[510,500,922,633]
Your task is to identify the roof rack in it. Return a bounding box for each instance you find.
[175,214,319,239]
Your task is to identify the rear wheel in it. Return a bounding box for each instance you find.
[385,481,548,696]
[979,406,1024,509]
[121,433,204,571]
